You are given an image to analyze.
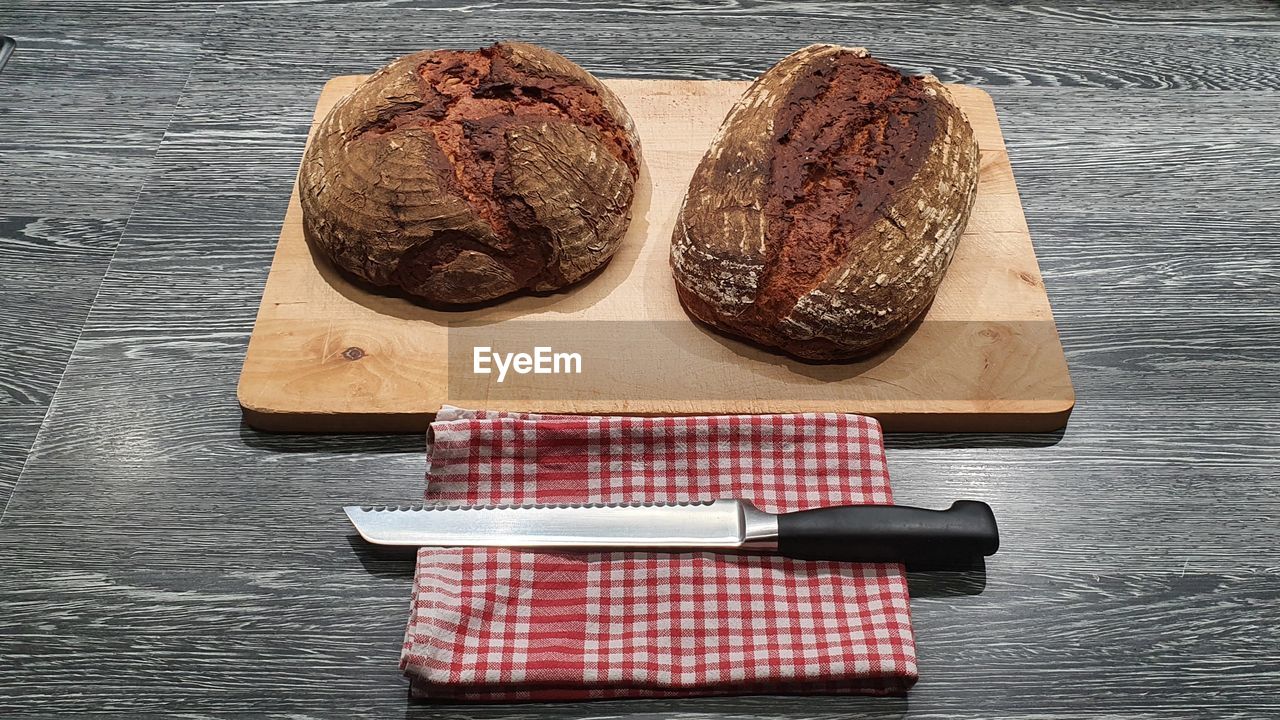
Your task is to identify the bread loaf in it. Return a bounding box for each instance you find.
[299,42,640,305]
[671,45,979,360]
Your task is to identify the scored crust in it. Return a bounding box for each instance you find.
[671,44,980,360]
[299,42,640,305]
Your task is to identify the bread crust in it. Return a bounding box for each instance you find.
[299,42,640,305]
[671,45,979,360]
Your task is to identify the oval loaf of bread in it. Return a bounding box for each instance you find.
[299,42,640,306]
[671,44,979,360]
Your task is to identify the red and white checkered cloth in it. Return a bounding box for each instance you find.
[401,406,917,701]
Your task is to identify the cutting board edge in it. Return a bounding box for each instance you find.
[238,395,1076,434]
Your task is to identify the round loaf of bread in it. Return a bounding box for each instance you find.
[299,42,640,305]
[671,45,979,360]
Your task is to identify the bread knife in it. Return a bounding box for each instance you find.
[344,499,998,567]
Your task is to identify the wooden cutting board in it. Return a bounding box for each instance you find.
[238,76,1073,432]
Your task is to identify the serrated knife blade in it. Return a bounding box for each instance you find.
[344,500,779,551]
[343,499,1001,567]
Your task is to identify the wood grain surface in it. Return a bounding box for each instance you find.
[238,76,1072,432]
[0,3,212,501]
[1,1,1279,718]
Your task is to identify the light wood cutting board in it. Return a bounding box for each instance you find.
[238,76,1073,432]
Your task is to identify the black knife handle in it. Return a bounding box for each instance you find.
[776,500,999,568]
[0,37,15,73]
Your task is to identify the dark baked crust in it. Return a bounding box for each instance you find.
[671,45,979,360]
[299,41,640,305]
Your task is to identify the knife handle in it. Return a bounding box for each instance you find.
[0,36,15,73]
[776,500,999,568]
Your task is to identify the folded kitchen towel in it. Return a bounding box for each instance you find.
[401,406,917,701]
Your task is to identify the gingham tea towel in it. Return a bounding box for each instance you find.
[401,406,917,701]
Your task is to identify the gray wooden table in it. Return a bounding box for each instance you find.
[2,2,1278,717]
